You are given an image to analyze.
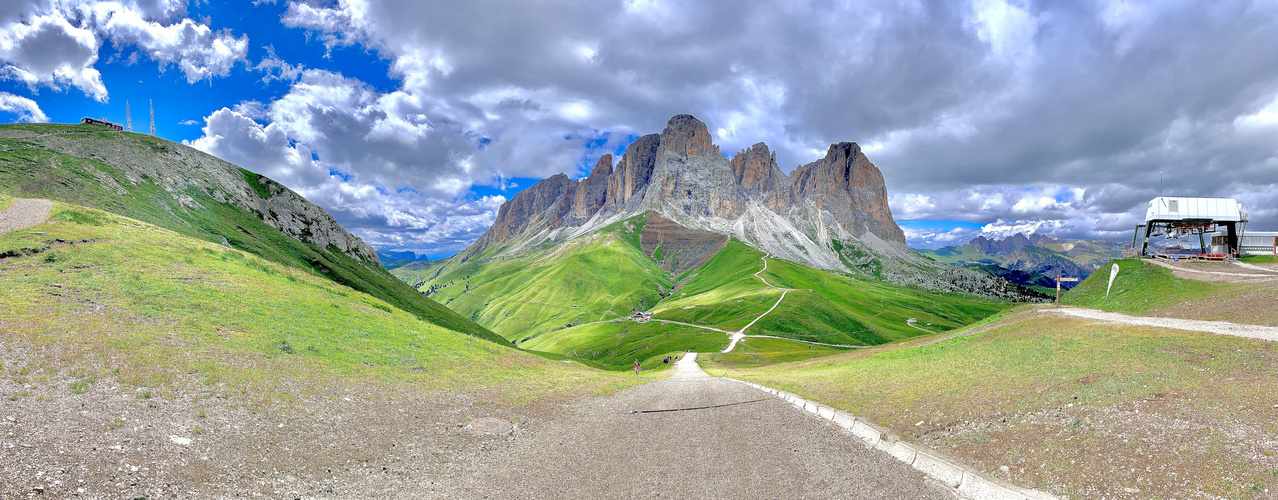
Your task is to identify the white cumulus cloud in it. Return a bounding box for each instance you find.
[0,0,248,101]
[0,91,48,122]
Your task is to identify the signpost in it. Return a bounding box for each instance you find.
[1056,274,1079,307]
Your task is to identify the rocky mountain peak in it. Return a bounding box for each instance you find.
[967,233,1054,255]
[572,154,612,218]
[604,133,659,208]
[463,113,909,269]
[789,141,905,245]
[730,142,777,190]
[660,114,717,159]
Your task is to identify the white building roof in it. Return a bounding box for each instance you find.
[1145,197,1244,223]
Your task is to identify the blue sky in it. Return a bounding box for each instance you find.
[3,0,1278,256]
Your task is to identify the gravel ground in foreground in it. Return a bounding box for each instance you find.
[438,356,954,499]
[3,348,951,499]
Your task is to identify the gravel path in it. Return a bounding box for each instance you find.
[722,256,800,353]
[439,354,954,499]
[1045,306,1278,342]
[1145,259,1278,282]
[0,198,52,237]
[1232,260,1278,273]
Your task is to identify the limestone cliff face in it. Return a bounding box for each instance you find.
[572,154,612,219]
[643,114,741,218]
[789,142,906,246]
[256,179,379,263]
[463,114,908,270]
[468,173,578,257]
[604,133,659,208]
[729,142,790,212]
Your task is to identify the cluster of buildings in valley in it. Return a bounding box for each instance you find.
[1134,196,1276,259]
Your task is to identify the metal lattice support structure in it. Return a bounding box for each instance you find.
[149,99,156,136]
[126,101,132,132]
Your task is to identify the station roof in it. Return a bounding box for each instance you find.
[1145,197,1245,223]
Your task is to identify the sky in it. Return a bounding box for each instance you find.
[1,0,1276,257]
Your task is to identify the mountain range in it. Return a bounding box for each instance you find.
[918,233,1128,290]
[456,114,1031,298]
[392,114,1043,367]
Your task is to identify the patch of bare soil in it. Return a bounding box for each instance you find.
[640,212,728,275]
[913,399,1278,498]
[1152,286,1278,327]
[0,198,52,237]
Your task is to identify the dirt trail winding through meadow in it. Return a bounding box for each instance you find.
[0,198,52,237]
[721,256,795,353]
[1044,306,1278,342]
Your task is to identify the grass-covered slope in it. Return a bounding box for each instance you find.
[517,239,1013,369]
[1061,258,1277,326]
[0,123,502,344]
[1062,259,1234,314]
[406,214,671,342]
[704,306,1278,498]
[754,256,1010,343]
[0,203,639,398]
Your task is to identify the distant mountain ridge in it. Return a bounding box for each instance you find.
[920,233,1127,288]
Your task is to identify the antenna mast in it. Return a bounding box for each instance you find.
[149,99,156,136]
[126,101,132,132]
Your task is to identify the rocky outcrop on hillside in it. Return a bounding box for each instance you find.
[461,114,907,271]
[255,176,378,263]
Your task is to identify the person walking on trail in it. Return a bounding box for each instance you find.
[634,359,640,375]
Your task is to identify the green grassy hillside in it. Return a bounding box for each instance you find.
[704,306,1278,498]
[0,203,646,402]
[0,123,502,344]
[1062,259,1241,314]
[755,256,1009,342]
[460,236,1013,369]
[404,214,671,342]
